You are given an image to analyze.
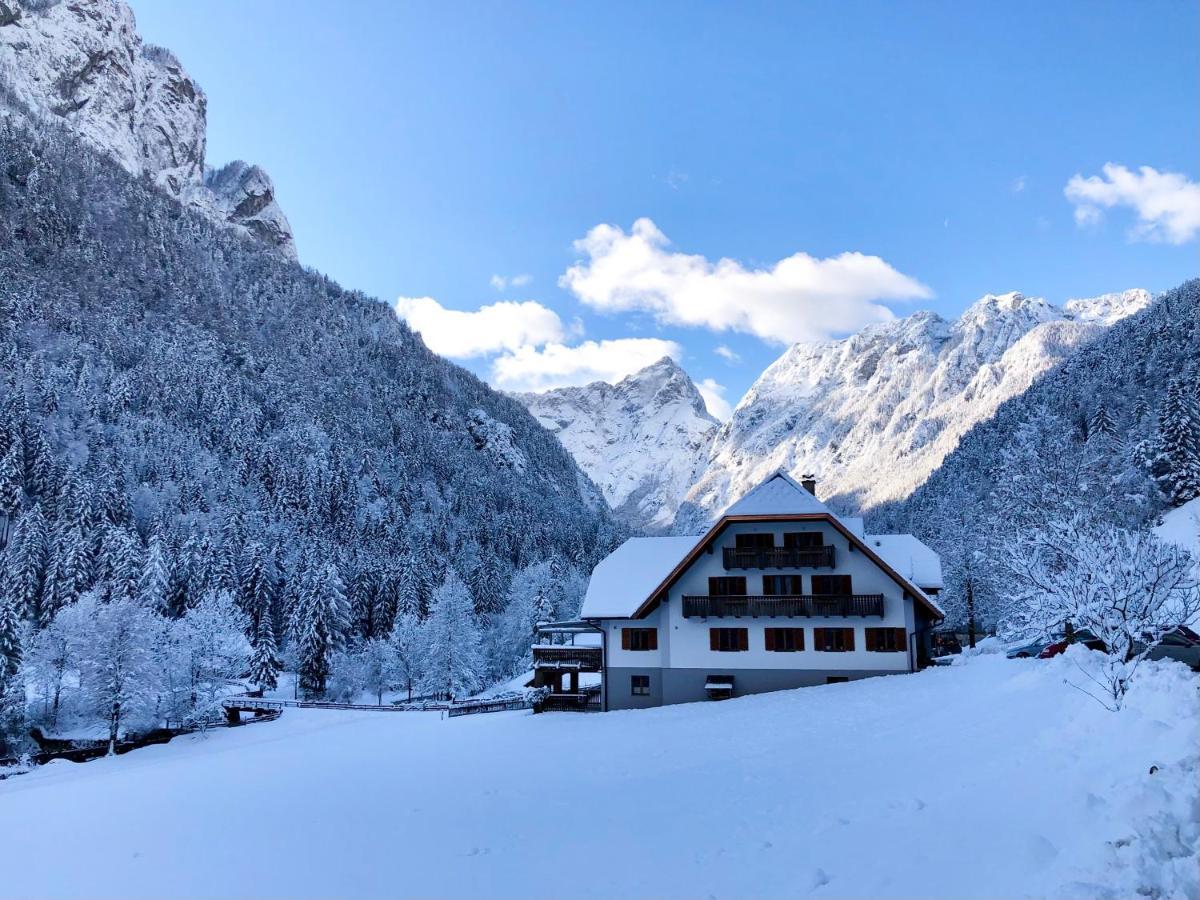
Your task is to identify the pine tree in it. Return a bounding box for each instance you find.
[419,570,484,701]
[1152,378,1200,505]
[138,531,172,614]
[248,612,281,692]
[0,443,22,549]
[4,504,46,620]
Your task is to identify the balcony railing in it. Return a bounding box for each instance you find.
[682,594,884,619]
[531,645,603,671]
[723,545,836,569]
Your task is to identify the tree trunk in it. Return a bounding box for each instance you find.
[108,701,120,756]
[966,577,977,649]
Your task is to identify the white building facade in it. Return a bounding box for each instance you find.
[569,472,945,711]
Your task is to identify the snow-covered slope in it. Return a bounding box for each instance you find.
[514,358,719,532]
[1156,497,1200,562]
[1,652,1195,899]
[0,0,295,258]
[681,289,1151,525]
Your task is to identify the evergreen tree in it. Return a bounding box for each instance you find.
[1152,378,1200,505]
[419,570,484,700]
[4,504,46,620]
[138,531,172,614]
[248,612,281,692]
[0,443,22,549]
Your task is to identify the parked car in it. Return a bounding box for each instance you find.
[1005,638,1050,659]
[1037,629,1106,659]
[1140,626,1200,671]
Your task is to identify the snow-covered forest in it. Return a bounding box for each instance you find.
[0,118,624,753]
[871,280,1200,634]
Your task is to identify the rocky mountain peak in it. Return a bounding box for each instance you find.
[0,0,295,258]
[514,360,719,533]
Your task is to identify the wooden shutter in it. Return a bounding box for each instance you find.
[621,629,630,650]
[844,628,855,651]
[865,629,877,651]
[710,629,719,651]
[648,629,658,650]
[765,628,776,651]
[894,628,906,651]
[796,628,805,651]
[739,629,749,651]
[838,575,853,594]
[813,628,825,651]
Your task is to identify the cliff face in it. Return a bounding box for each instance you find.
[0,0,295,258]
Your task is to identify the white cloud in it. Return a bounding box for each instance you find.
[714,344,741,364]
[1011,175,1027,193]
[394,296,565,359]
[559,218,931,345]
[491,338,682,393]
[697,378,733,421]
[1064,163,1200,244]
[489,273,533,291]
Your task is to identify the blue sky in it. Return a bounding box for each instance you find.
[132,0,1198,417]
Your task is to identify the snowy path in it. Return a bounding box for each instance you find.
[0,652,1195,899]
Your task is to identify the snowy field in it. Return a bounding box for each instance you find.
[0,651,1195,900]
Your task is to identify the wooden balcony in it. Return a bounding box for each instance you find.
[723,545,836,570]
[531,644,603,671]
[681,594,885,619]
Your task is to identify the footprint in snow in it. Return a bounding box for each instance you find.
[810,868,830,891]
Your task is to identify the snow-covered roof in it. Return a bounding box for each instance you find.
[840,516,865,538]
[863,534,943,590]
[723,471,832,518]
[579,535,701,618]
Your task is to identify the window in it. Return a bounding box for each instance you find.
[784,531,824,549]
[631,675,650,696]
[811,574,853,595]
[621,628,657,651]
[709,628,749,652]
[765,628,805,652]
[735,533,775,549]
[865,627,907,652]
[813,627,855,652]
[708,576,747,596]
[762,574,803,596]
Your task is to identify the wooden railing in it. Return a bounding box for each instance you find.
[531,645,603,670]
[682,594,884,618]
[446,697,532,718]
[723,545,836,569]
[534,692,602,713]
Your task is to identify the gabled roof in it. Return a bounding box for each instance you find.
[723,471,831,517]
[578,535,700,619]
[579,471,946,623]
[864,534,944,590]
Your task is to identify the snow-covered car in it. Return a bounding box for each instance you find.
[1005,639,1050,659]
[1140,626,1200,671]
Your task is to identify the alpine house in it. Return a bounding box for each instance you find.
[532,472,945,711]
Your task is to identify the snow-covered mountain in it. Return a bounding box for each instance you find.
[679,289,1152,526]
[0,0,295,258]
[514,358,719,532]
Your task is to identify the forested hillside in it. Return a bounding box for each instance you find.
[0,119,623,750]
[870,280,1200,626]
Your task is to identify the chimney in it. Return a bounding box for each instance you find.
[800,474,816,495]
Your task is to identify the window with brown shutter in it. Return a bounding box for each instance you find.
[783,531,823,549]
[622,628,657,651]
[865,627,906,652]
[710,628,749,652]
[811,574,853,595]
[814,627,855,652]
[709,576,747,596]
[765,628,804,652]
[762,575,803,596]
